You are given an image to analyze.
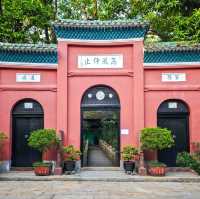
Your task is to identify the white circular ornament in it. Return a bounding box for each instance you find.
[88,93,93,98]
[109,93,113,98]
[96,91,105,101]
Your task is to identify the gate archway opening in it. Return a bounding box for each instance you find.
[81,85,120,167]
[12,99,44,167]
[157,99,189,167]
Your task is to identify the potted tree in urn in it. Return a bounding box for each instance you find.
[140,127,174,176]
[62,145,81,174]
[28,129,59,176]
[121,145,138,174]
[0,132,7,173]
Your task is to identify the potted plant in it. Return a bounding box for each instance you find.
[28,128,59,176]
[0,132,7,173]
[147,161,167,176]
[121,145,138,173]
[62,145,81,174]
[140,127,174,176]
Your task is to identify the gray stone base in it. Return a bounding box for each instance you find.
[0,160,11,173]
[75,160,81,173]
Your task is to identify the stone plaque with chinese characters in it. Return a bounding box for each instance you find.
[16,73,41,82]
[78,54,123,68]
[161,73,186,82]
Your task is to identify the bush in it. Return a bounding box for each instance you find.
[33,162,51,168]
[176,152,200,175]
[148,161,166,168]
[28,129,59,153]
[0,132,7,148]
[63,145,81,161]
[121,145,138,161]
[176,152,194,167]
[140,127,174,151]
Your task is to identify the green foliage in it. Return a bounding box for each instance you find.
[32,161,51,167]
[100,119,118,149]
[63,145,81,161]
[121,145,138,161]
[140,127,174,151]
[28,129,59,153]
[176,152,200,175]
[0,0,200,43]
[148,160,166,168]
[0,132,7,149]
[0,0,55,43]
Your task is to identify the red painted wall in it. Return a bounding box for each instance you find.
[1,40,200,166]
[144,67,200,152]
[0,67,57,161]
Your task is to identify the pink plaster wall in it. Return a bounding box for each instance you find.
[57,40,145,152]
[144,67,200,152]
[0,67,57,160]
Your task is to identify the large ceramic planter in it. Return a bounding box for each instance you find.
[34,166,51,176]
[123,161,135,173]
[148,166,166,176]
[63,160,76,174]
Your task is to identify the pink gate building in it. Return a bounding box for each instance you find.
[0,20,200,170]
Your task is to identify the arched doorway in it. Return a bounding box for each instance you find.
[81,85,120,167]
[157,99,189,167]
[12,99,44,167]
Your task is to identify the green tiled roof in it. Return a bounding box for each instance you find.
[144,42,200,64]
[0,43,57,64]
[53,19,149,40]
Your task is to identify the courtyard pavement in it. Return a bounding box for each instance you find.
[0,169,200,182]
[0,181,200,199]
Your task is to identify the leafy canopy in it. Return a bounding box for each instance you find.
[140,127,174,151]
[28,128,59,153]
[0,0,200,43]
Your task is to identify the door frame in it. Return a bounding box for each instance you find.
[81,107,120,167]
[11,98,44,167]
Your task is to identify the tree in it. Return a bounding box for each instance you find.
[0,0,55,43]
[0,0,199,43]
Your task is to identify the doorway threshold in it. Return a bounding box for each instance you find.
[81,167,121,171]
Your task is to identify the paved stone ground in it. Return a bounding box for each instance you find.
[0,170,199,182]
[0,181,200,199]
[88,146,113,167]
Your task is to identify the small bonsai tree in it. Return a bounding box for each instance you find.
[121,145,138,161]
[63,145,81,161]
[140,127,174,160]
[0,132,7,160]
[28,129,59,159]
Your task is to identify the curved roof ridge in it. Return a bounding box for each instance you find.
[0,42,57,53]
[53,19,149,29]
[145,42,200,52]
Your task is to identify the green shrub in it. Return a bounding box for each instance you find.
[0,132,7,147]
[176,152,194,167]
[32,162,51,168]
[176,152,200,175]
[121,145,138,161]
[140,127,174,151]
[148,161,166,167]
[28,129,59,153]
[63,145,81,161]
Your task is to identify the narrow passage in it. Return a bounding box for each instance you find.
[88,146,113,167]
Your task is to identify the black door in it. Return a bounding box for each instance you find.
[12,116,43,167]
[12,99,44,167]
[157,100,189,167]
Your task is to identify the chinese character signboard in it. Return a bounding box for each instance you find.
[16,73,41,82]
[161,73,186,82]
[78,54,123,69]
